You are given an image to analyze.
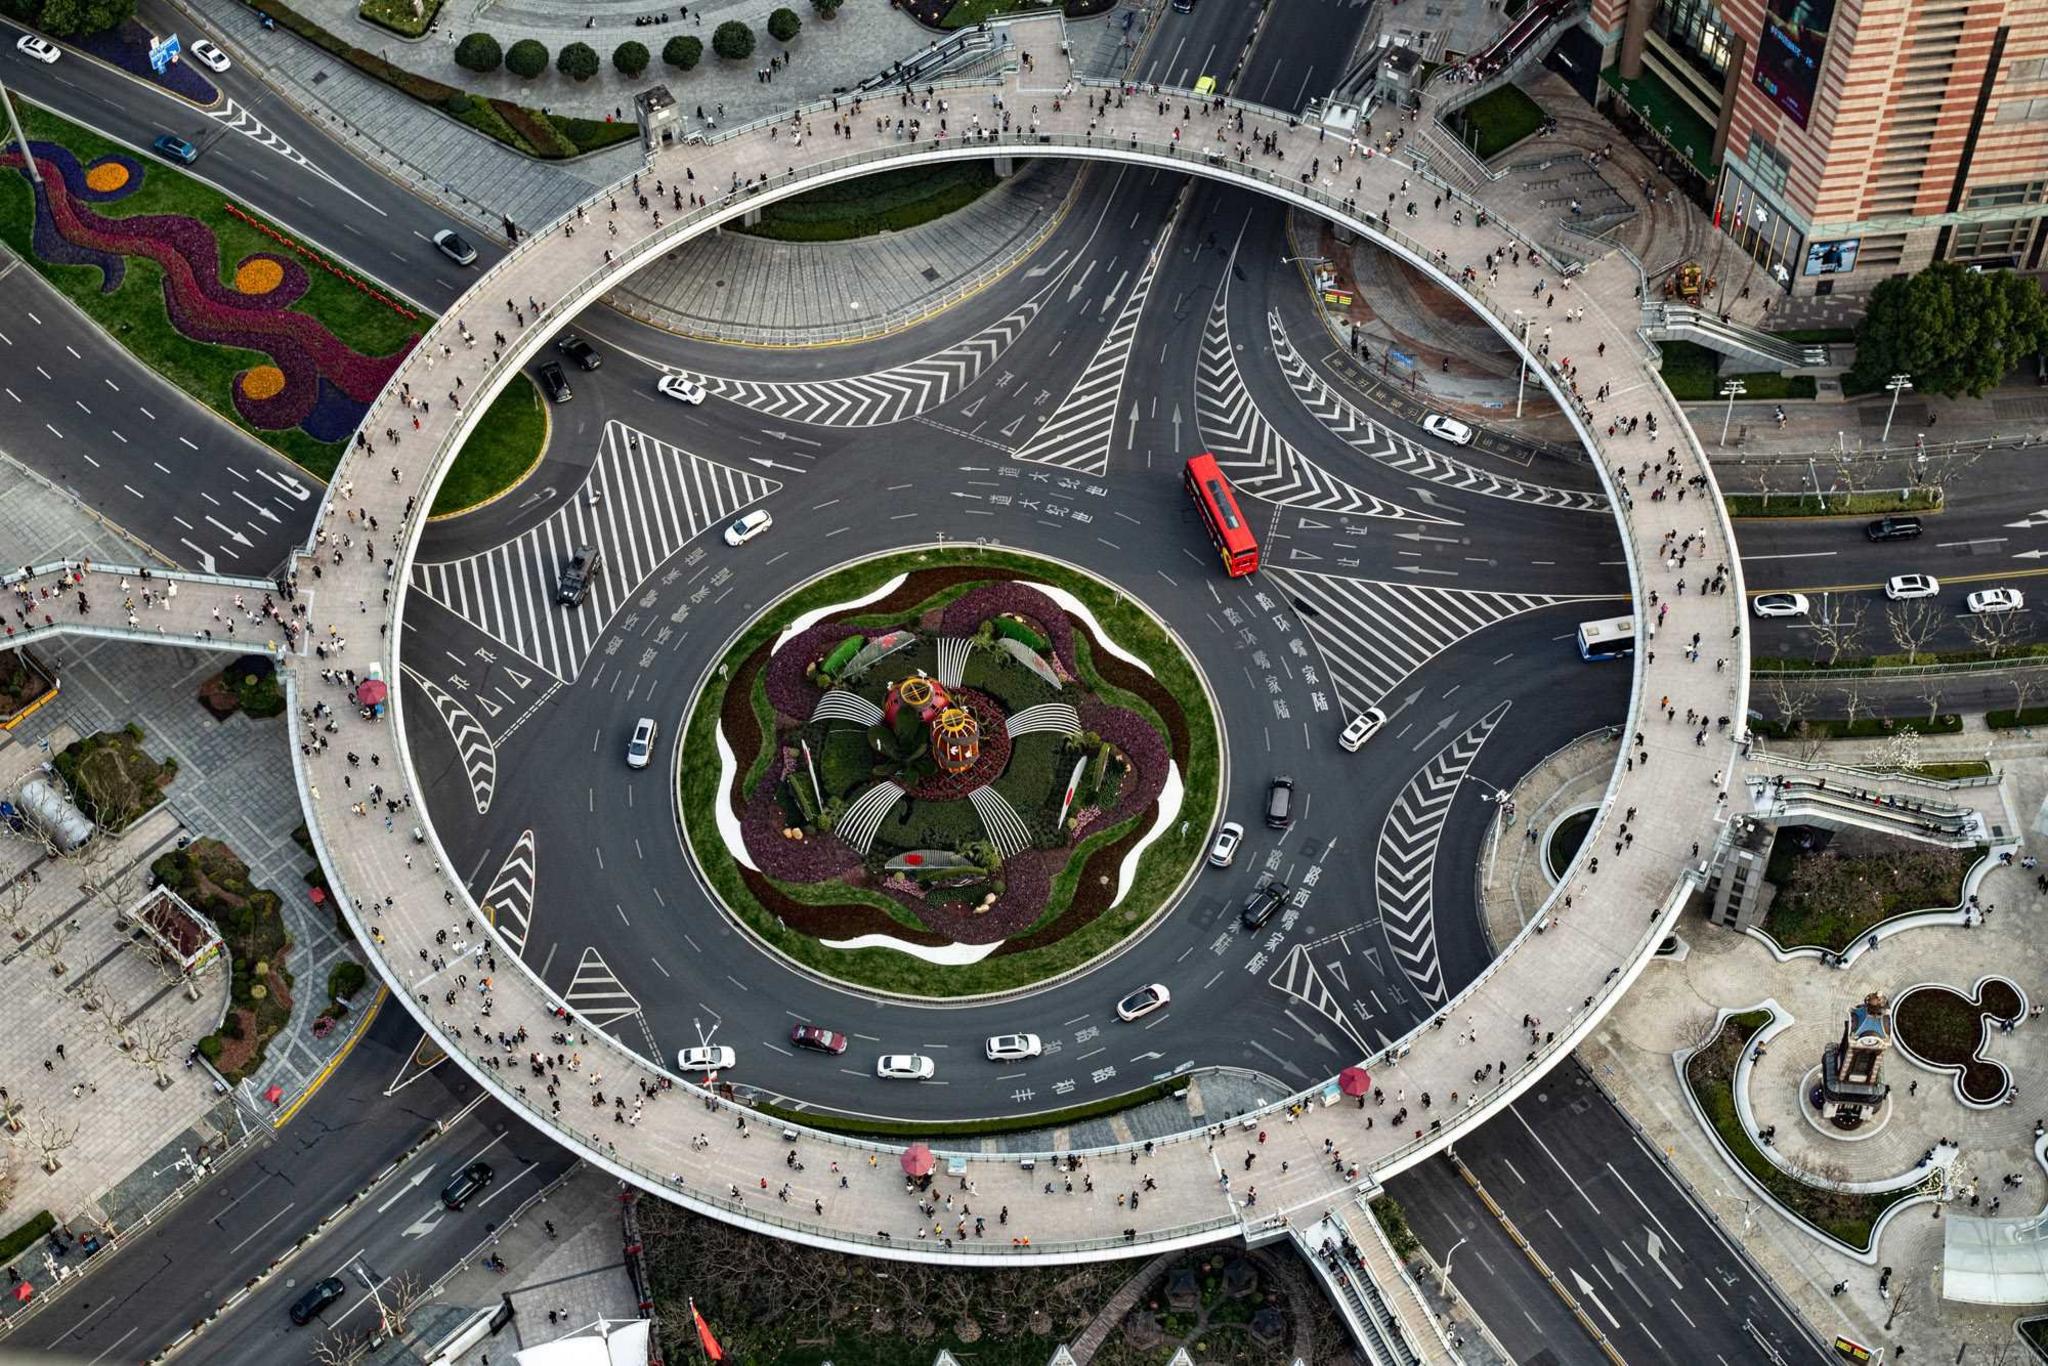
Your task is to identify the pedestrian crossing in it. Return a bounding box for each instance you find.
[1010,230,1166,474]
[409,422,778,682]
[1375,701,1510,1006]
[1266,312,1609,513]
[479,829,538,958]
[683,277,1052,427]
[1266,565,1586,719]
[1195,273,1447,522]
[407,668,497,813]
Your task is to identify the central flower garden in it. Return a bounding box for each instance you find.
[682,549,1220,998]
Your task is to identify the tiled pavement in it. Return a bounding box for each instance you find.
[1476,729,1618,951]
[9,16,1750,1264]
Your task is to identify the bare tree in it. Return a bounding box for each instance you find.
[0,1091,24,1136]
[1839,682,1867,733]
[0,873,35,948]
[1886,599,1945,666]
[2013,670,2045,726]
[310,1327,373,1366]
[1964,607,2026,661]
[33,1108,77,1174]
[374,1271,427,1337]
[1683,1010,1725,1053]
[32,917,77,978]
[1765,678,1813,740]
[1917,678,1946,728]
[127,1015,183,1090]
[1810,598,1868,667]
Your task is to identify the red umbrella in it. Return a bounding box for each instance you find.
[263,1083,284,1106]
[356,679,388,706]
[899,1143,936,1177]
[12,1282,29,1301]
[1338,1066,1373,1097]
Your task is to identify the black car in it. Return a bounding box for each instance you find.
[1866,516,1922,542]
[538,361,573,403]
[1264,776,1294,829]
[289,1276,347,1325]
[555,334,603,371]
[440,1160,495,1210]
[1240,880,1292,930]
[557,546,602,606]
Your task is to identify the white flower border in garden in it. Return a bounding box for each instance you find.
[713,725,758,872]
[1111,760,1183,910]
[773,571,910,652]
[820,932,1003,964]
[1024,580,1152,675]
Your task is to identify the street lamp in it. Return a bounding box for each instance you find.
[1719,378,1747,447]
[1882,373,1913,444]
[0,72,41,186]
[1514,310,1532,419]
[1439,1236,1468,1296]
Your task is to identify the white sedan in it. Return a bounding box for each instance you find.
[1207,820,1243,868]
[1115,983,1171,1022]
[1885,574,1940,601]
[677,1045,736,1072]
[876,1054,936,1080]
[15,35,59,63]
[1751,592,1811,619]
[189,38,231,72]
[984,1033,1041,1062]
[1967,587,2025,614]
[723,509,773,547]
[1421,413,1474,446]
[658,373,707,405]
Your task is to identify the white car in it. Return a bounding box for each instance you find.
[1339,706,1387,752]
[1207,820,1243,868]
[876,1054,936,1080]
[189,39,231,72]
[625,716,657,769]
[1751,592,1811,619]
[1115,983,1171,1022]
[15,35,59,63]
[724,509,773,547]
[1885,574,1940,601]
[677,1044,736,1072]
[984,1033,1041,1062]
[1421,413,1474,446]
[657,373,707,405]
[1967,587,2025,614]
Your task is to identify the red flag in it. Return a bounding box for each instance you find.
[1712,198,1722,229]
[691,1299,726,1361]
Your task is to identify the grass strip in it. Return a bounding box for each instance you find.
[746,1072,1190,1139]
[433,374,547,516]
[736,162,1002,241]
[0,1211,54,1266]
[1448,83,1547,160]
[1749,714,1963,738]
[1726,489,1939,518]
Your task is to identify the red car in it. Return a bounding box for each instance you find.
[790,1024,849,1055]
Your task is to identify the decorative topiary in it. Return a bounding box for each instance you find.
[663,34,702,70]
[712,19,754,60]
[557,41,599,81]
[453,31,502,73]
[767,6,801,42]
[812,0,843,15]
[505,38,549,80]
[613,39,650,78]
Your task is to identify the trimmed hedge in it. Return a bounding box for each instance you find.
[1751,714,1963,739]
[767,6,801,41]
[358,0,443,38]
[992,615,1049,652]
[712,19,754,59]
[613,39,650,77]
[737,161,1000,242]
[1726,489,1941,518]
[454,31,501,73]
[1988,706,2048,729]
[557,40,599,81]
[505,37,548,79]
[0,1211,55,1267]
[663,34,703,69]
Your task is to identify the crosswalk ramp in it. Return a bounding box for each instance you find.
[1266,565,1585,718]
[410,422,778,681]
[1010,228,1166,474]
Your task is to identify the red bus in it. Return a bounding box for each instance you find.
[1184,453,1259,576]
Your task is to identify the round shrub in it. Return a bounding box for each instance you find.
[444,91,475,114]
[198,1034,224,1061]
[767,7,800,42]
[327,960,368,1002]
[613,39,650,77]
[712,19,754,60]
[663,34,702,70]
[557,41,599,81]
[453,31,501,73]
[812,0,843,15]
[505,38,549,80]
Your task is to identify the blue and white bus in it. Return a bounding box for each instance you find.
[1576,615,1635,661]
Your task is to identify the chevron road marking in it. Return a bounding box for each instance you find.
[565,947,645,1031]
[1375,701,1511,1005]
[1266,944,1371,1054]
[479,829,538,957]
[410,422,777,682]
[1267,311,1609,512]
[407,668,497,814]
[1267,565,1593,717]
[1194,265,1449,521]
[202,98,380,214]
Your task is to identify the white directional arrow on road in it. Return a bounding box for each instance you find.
[762,430,823,447]
[1569,1269,1622,1329]
[376,1163,439,1214]
[1394,565,1459,576]
[2005,510,2048,529]
[177,542,217,574]
[1644,1229,1684,1289]
[204,516,253,547]
[1394,530,1462,544]
[2015,549,2048,560]
[749,458,807,474]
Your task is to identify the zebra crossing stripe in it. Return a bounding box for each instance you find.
[407,668,497,813]
[1195,268,1449,522]
[1374,702,1511,1006]
[1266,312,1608,513]
[1011,227,1169,474]
[480,829,538,957]
[411,423,778,682]
[1267,565,1594,718]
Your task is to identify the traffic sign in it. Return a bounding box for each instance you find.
[149,34,181,74]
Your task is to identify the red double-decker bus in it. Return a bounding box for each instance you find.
[1183,453,1259,577]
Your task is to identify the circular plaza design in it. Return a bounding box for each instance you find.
[686,549,1219,999]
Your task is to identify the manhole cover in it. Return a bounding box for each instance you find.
[921,266,940,282]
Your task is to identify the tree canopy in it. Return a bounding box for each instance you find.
[1849,260,2048,399]
[663,34,702,70]
[613,39,650,77]
[767,7,801,42]
[712,19,754,60]
[453,32,502,74]
[1,0,133,39]
[556,41,599,81]
[504,38,549,80]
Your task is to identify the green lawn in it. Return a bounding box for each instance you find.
[1725,488,1939,518]
[1761,839,1976,952]
[0,98,425,481]
[1449,84,1547,160]
[1660,340,1816,402]
[1748,713,1964,737]
[1603,64,1718,179]
[358,0,444,37]
[432,374,547,517]
[737,162,1002,242]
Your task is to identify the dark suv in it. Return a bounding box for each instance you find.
[557,546,602,606]
[555,333,603,371]
[1240,880,1293,931]
[538,361,573,403]
[1264,776,1295,829]
[289,1276,347,1325]
[1866,516,1922,542]
[440,1160,495,1210]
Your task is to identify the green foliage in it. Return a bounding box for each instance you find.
[663,34,703,69]
[453,31,502,73]
[357,0,442,38]
[1657,339,1817,401]
[711,19,754,60]
[1749,713,1963,738]
[556,41,599,80]
[991,615,1049,652]
[1849,260,2048,399]
[436,374,547,516]
[197,1034,224,1061]
[818,634,864,682]
[327,960,368,1002]
[767,6,801,41]
[3,0,131,38]
[1989,706,2048,730]
[51,726,172,831]
[505,37,549,79]
[737,161,1000,242]
[1370,1197,1421,1259]
[0,1211,55,1266]
[1762,839,1977,951]
[1447,83,1546,159]
[233,670,286,718]
[612,39,650,76]
[811,0,843,14]
[1726,488,1938,518]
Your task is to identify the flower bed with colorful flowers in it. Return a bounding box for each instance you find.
[683,549,1219,999]
[0,100,423,478]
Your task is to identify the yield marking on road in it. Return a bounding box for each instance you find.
[1374,701,1509,1005]
[1268,311,1609,513]
[564,947,646,1037]
[479,829,538,957]
[411,422,777,682]
[406,667,497,813]
[1195,264,1447,521]
[1268,565,1595,719]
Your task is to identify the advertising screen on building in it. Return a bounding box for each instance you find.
[1804,238,1859,275]
[1754,0,1835,127]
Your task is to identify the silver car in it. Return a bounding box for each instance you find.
[877,1054,936,1080]
[984,1033,1042,1062]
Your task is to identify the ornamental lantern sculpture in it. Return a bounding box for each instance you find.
[883,675,979,774]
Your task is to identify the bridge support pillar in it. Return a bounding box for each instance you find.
[741,206,763,228]
[992,156,1014,179]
